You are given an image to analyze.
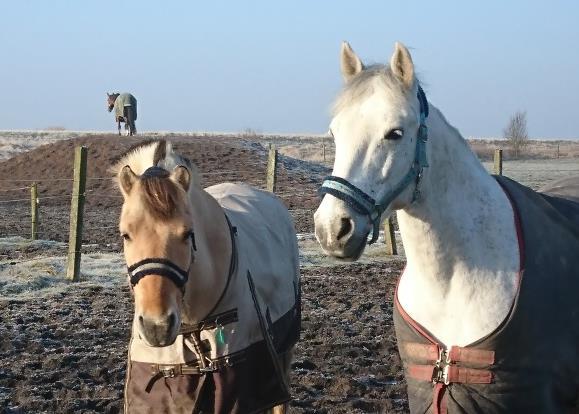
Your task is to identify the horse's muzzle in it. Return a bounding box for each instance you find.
[138,313,178,347]
[314,199,370,260]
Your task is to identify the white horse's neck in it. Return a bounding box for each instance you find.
[396,106,520,348]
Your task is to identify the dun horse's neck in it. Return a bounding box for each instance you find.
[396,107,520,348]
[181,186,232,324]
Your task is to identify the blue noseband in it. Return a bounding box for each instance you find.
[319,85,430,245]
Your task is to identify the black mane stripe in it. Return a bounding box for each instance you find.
[153,140,167,166]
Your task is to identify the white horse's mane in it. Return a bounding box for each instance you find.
[333,65,409,115]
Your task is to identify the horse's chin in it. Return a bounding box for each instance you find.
[323,234,368,262]
[138,331,178,348]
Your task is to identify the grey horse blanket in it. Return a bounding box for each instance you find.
[394,176,579,413]
[124,183,300,414]
[114,93,137,120]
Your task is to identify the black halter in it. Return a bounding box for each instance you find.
[127,232,196,294]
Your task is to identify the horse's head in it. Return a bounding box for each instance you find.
[117,163,195,347]
[315,41,428,260]
[107,92,119,112]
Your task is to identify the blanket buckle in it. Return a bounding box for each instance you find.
[432,348,450,385]
[199,360,217,373]
[160,367,176,378]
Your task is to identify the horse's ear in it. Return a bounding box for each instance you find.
[341,41,363,83]
[170,165,190,192]
[119,165,138,196]
[390,42,414,89]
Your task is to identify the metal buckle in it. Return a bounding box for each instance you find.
[160,367,175,378]
[199,360,216,373]
[432,348,451,385]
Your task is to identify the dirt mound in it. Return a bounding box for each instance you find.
[0,134,325,248]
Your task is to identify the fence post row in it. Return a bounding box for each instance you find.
[384,216,398,255]
[266,144,278,193]
[30,183,38,240]
[66,146,88,282]
[493,149,503,176]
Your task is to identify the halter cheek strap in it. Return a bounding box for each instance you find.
[319,85,430,245]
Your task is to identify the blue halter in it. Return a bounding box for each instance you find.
[319,85,430,245]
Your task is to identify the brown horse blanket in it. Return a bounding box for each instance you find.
[394,176,579,413]
[124,183,300,414]
[114,93,137,120]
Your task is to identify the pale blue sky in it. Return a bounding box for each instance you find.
[1,1,578,138]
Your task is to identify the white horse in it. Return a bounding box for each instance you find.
[315,42,579,412]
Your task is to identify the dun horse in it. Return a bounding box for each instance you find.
[114,140,300,413]
[315,41,579,412]
[107,92,137,136]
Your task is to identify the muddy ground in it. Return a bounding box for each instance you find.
[0,135,408,413]
[0,261,407,414]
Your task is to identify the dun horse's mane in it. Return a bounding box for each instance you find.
[113,140,199,220]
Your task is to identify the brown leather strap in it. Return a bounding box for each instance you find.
[407,363,493,384]
[448,346,495,365]
[446,366,493,384]
[433,382,447,414]
[403,342,440,362]
[407,364,436,381]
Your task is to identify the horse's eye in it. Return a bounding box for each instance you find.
[183,230,194,241]
[121,233,131,241]
[384,129,404,140]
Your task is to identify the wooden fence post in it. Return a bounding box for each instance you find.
[30,183,38,240]
[384,216,398,255]
[66,146,88,281]
[493,149,503,176]
[266,144,278,193]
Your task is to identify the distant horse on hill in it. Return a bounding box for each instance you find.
[107,92,137,136]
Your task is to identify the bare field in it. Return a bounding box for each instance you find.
[1,131,578,413]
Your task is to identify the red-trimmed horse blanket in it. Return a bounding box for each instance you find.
[394,176,579,413]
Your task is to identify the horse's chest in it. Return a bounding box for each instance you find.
[396,268,518,348]
[394,177,579,413]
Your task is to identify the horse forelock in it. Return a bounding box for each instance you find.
[332,65,413,115]
[139,175,184,221]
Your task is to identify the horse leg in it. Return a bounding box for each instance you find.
[267,348,294,414]
[126,106,136,136]
[117,118,121,136]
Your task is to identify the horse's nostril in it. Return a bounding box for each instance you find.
[138,315,144,326]
[337,217,353,241]
[167,313,176,329]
